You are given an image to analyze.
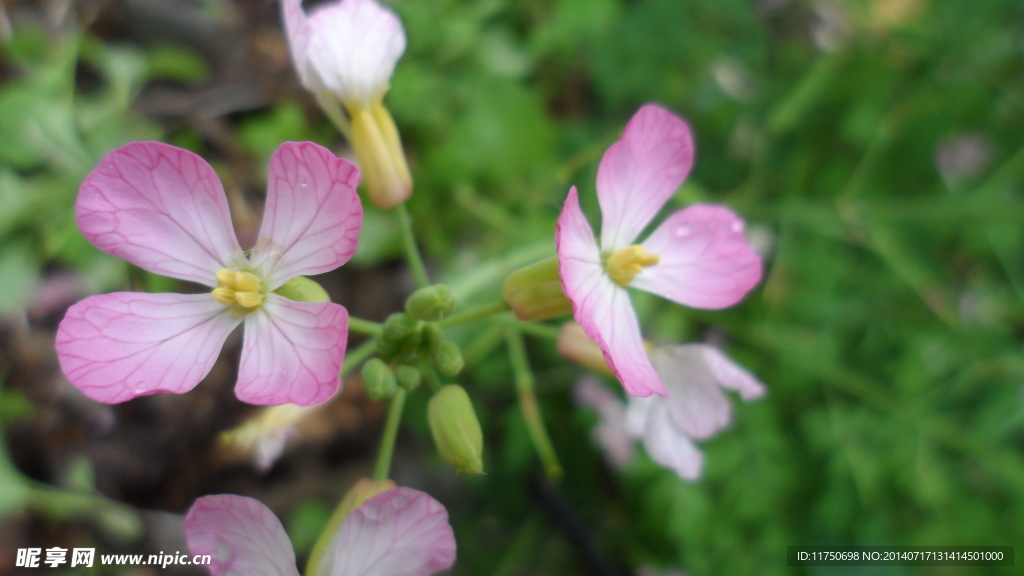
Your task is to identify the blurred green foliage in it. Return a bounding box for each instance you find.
[2,0,1024,574]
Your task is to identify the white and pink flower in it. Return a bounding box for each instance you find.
[557,104,762,398]
[574,343,766,481]
[185,488,456,576]
[55,141,362,406]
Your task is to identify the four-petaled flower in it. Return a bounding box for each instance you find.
[575,343,766,481]
[185,488,456,576]
[55,141,362,406]
[557,104,763,398]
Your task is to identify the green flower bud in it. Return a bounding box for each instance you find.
[383,313,412,341]
[405,284,455,321]
[273,276,331,303]
[434,340,465,377]
[421,322,444,353]
[361,358,397,401]
[395,365,422,392]
[427,385,484,474]
[502,256,572,321]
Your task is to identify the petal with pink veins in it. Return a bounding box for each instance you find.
[628,396,704,481]
[235,294,348,406]
[303,0,407,105]
[597,104,695,252]
[250,142,362,289]
[55,293,240,404]
[633,205,762,309]
[327,487,456,576]
[557,187,666,398]
[700,345,766,400]
[651,345,733,440]
[76,142,243,287]
[184,494,300,576]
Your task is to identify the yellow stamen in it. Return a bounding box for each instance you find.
[234,271,261,293]
[216,268,237,289]
[606,245,660,287]
[235,291,264,309]
[212,287,237,306]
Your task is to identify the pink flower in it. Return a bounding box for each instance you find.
[576,344,766,481]
[184,488,457,576]
[283,0,406,108]
[55,141,363,406]
[557,104,762,398]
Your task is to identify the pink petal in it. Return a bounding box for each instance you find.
[573,377,635,468]
[184,494,299,576]
[303,0,407,105]
[281,0,312,88]
[250,142,362,290]
[76,142,242,287]
[597,104,695,252]
[557,187,666,398]
[55,293,240,404]
[235,294,348,406]
[628,397,704,481]
[700,345,766,401]
[651,345,733,440]
[328,487,456,576]
[633,205,762,309]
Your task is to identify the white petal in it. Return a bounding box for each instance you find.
[633,397,704,481]
[650,345,734,440]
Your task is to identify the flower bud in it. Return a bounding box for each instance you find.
[557,322,613,375]
[350,103,413,209]
[395,365,422,392]
[273,276,331,303]
[307,477,396,576]
[434,340,465,377]
[361,358,397,401]
[502,256,573,321]
[405,284,455,321]
[427,385,484,474]
[422,322,444,353]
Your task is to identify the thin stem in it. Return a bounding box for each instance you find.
[500,316,561,341]
[505,329,563,481]
[348,317,384,336]
[341,339,378,377]
[439,300,509,327]
[372,388,407,481]
[420,363,444,393]
[395,203,430,288]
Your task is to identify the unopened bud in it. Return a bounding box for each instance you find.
[557,322,613,375]
[422,322,443,353]
[405,284,455,321]
[502,256,573,321]
[427,385,484,474]
[361,359,397,401]
[308,478,396,576]
[434,340,465,377]
[273,276,331,303]
[395,365,422,392]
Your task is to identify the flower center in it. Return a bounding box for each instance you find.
[605,245,660,287]
[212,268,266,314]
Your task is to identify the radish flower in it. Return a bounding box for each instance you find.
[185,488,456,576]
[55,141,363,406]
[283,0,412,209]
[557,104,762,398]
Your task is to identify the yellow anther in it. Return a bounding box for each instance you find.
[234,271,262,293]
[212,287,237,306]
[606,245,660,287]
[235,291,264,309]
[216,268,237,289]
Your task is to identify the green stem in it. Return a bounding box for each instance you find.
[372,388,407,481]
[348,317,384,336]
[500,316,561,340]
[395,203,430,288]
[439,300,510,327]
[505,329,563,481]
[341,339,378,377]
[420,363,444,393]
